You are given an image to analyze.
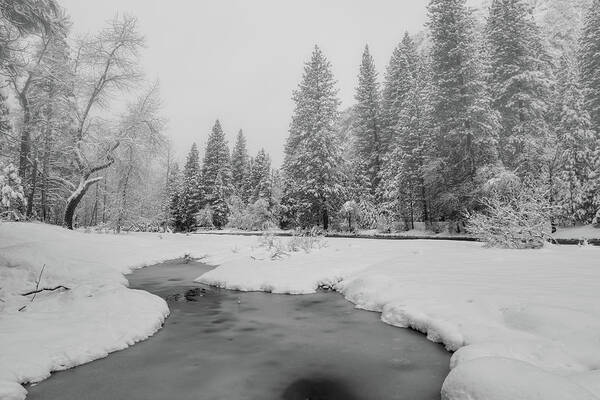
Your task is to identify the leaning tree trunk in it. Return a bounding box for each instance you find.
[63,142,119,230]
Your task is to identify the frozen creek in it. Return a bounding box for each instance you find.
[26,260,450,400]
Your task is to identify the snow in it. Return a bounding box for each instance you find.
[0,222,255,400]
[554,225,600,240]
[2,222,600,400]
[197,236,600,400]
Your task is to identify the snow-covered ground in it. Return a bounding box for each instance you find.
[0,223,255,400]
[197,233,600,400]
[2,222,600,400]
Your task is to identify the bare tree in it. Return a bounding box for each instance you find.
[63,15,144,229]
[112,82,165,232]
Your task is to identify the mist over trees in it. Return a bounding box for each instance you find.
[2,0,599,233]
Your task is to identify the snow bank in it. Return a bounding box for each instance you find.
[554,225,600,240]
[197,237,600,400]
[0,222,255,400]
[3,223,600,400]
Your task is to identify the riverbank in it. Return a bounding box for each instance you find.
[2,222,600,400]
[26,260,449,400]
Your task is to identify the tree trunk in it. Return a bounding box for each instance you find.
[25,156,38,218]
[18,108,31,178]
[322,207,329,231]
[64,180,87,230]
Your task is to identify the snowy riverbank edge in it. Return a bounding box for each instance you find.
[196,234,600,400]
[2,223,600,400]
[0,223,253,400]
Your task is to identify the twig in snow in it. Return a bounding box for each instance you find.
[21,286,70,297]
[30,264,46,303]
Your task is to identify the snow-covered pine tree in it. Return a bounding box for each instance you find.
[202,120,232,197]
[242,156,255,204]
[282,45,342,230]
[380,55,433,227]
[580,0,600,134]
[486,0,553,176]
[202,120,232,224]
[210,170,229,228]
[353,45,383,197]
[166,163,184,231]
[381,33,418,153]
[231,129,249,200]
[552,58,600,223]
[427,0,500,220]
[248,149,272,203]
[179,143,202,231]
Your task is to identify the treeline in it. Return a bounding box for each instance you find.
[167,0,600,233]
[3,0,600,234]
[166,123,280,231]
[0,2,168,230]
[280,0,600,232]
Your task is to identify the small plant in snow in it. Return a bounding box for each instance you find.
[0,163,26,221]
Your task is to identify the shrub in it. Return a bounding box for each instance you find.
[466,182,557,249]
[227,197,276,230]
[0,163,26,221]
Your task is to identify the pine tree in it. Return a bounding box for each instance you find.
[179,143,202,231]
[380,55,433,227]
[428,0,499,219]
[282,45,342,229]
[231,129,249,200]
[210,171,229,228]
[580,0,600,134]
[353,45,383,197]
[381,32,419,152]
[166,163,184,231]
[552,59,599,223]
[486,0,553,176]
[202,120,232,224]
[202,120,232,197]
[249,149,272,203]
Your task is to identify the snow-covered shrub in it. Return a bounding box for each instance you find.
[288,227,326,252]
[256,228,326,260]
[227,197,276,230]
[0,163,26,221]
[467,181,557,249]
[195,206,214,229]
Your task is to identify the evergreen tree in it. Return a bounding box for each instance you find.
[282,45,342,230]
[210,171,229,228]
[552,59,599,223]
[580,0,600,134]
[179,143,202,231]
[166,163,184,231]
[249,149,272,203]
[231,129,249,200]
[381,33,418,152]
[428,0,499,219]
[202,120,232,224]
[486,0,553,176]
[353,45,383,197]
[380,55,433,227]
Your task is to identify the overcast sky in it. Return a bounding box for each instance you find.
[60,0,432,166]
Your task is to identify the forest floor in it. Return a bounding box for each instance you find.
[1,222,600,400]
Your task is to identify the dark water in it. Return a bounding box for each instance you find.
[27,260,449,400]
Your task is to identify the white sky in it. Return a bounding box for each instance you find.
[60,0,431,166]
